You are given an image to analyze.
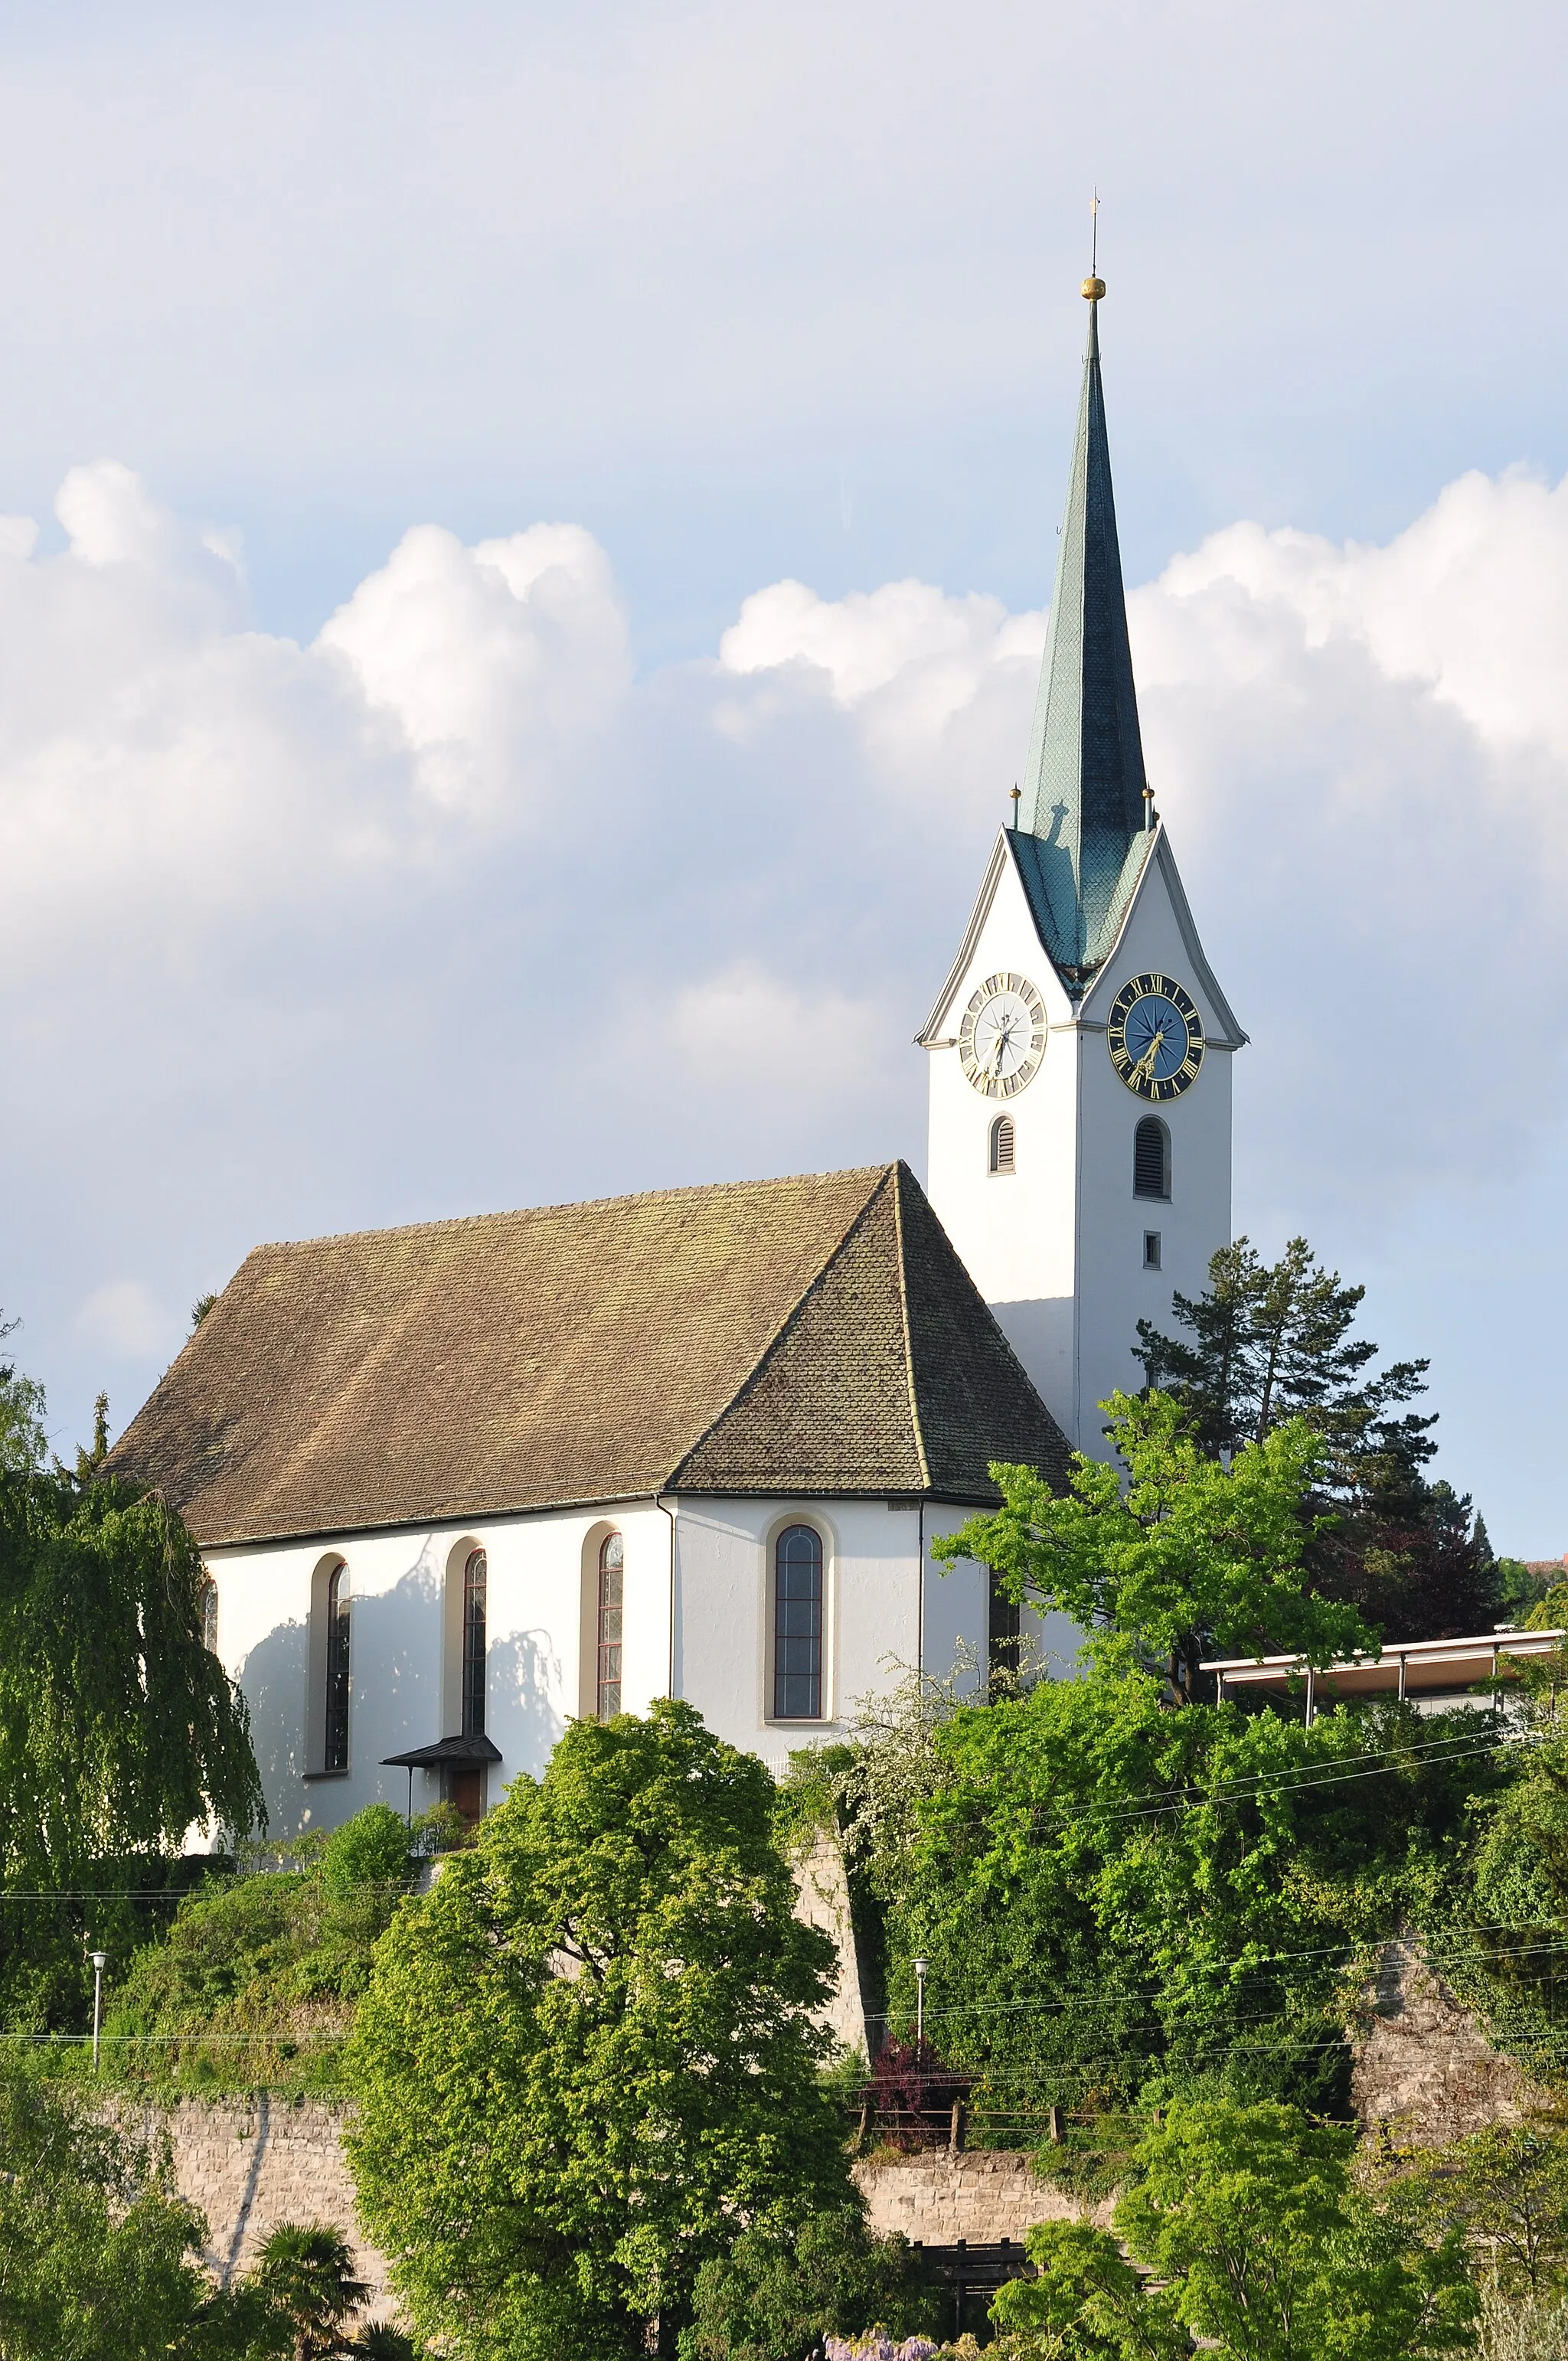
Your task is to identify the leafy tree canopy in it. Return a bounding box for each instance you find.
[933,1391,1374,1702]
[996,2100,1476,2360]
[0,2052,275,2359]
[0,1308,48,1474]
[0,1468,263,1889]
[871,1661,1498,2124]
[679,2211,940,2360]
[1384,2118,1568,2302]
[346,1700,858,2361]
[103,1802,450,2095]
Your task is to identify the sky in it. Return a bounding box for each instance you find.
[2,0,1568,1553]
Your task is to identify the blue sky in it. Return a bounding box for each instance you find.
[3,0,1567,1553]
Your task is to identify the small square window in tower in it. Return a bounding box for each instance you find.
[1144,1231,1162,1270]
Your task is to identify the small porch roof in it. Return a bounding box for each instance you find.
[381,1733,504,1769]
[1200,1629,1566,1702]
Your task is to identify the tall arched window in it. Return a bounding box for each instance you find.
[596,1533,624,1720]
[988,1114,1016,1175]
[773,1525,823,1720]
[988,1573,1021,1694]
[199,1576,219,1656]
[324,1563,351,1772]
[1133,1115,1171,1201]
[461,1547,488,1738]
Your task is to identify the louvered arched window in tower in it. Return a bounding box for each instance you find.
[1133,1115,1171,1201]
[988,1114,1016,1175]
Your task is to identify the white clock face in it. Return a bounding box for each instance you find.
[958,972,1047,1099]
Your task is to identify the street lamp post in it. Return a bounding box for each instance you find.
[913,1955,927,2052]
[90,1951,106,2071]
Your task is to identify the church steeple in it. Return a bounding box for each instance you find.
[1014,280,1152,980]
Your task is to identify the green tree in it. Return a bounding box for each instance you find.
[1132,1238,1431,1464]
[934,1391,1374,1703]
[998,2103,1475,2360]
[347,1700,858,2360]
[0,1462,261,2033]
[105,1802,436,2095]
[318,1804,413,1902]
[1134,1240,1498,1641]
[1114,2099,1475,2359]
[0,1311,48,1472]
[0,2052,266,2358]
[247,2225,369,2359]
[678,2211,940,2359]
[876,1660,1497,2121]
[990,2219,1185,2357]
[865,1399,1509,2121]
[1390,2121,1568,2300]
[0,1470,263,1889]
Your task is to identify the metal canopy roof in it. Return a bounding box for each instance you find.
[381,1732,503,1768]
[1201,1629,1566,1706]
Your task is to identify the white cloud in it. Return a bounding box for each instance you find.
[318,521,631,821]
[0,478,634,992]
[74,1281,170,1360]
[712,472,1568,1215]
[716,576,1044,807]
[4,454,1568,1535]
[659,959,900,1109]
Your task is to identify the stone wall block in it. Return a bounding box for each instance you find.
[1350,1938,1540,2146]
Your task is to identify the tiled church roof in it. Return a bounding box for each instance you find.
[108,1163,1070,1548]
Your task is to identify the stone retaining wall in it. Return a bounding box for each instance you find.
[131,2098,1067,2293]
[856,2147,1106,2242]
[1349,1939,1538,2146]
[115,2096,394,2314]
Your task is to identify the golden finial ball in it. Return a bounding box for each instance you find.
[1082,276,1106,301]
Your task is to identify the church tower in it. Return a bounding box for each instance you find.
[920,277,1245,1455]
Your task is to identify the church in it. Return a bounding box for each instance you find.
[109,276,1243,1834]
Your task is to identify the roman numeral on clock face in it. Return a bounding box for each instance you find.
[1106,973,1207,1098]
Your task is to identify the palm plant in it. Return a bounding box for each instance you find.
[249,2223,369,2361]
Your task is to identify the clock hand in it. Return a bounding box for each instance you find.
[1130,1026,1167,1083]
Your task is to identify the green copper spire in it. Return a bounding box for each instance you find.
[1014,286,1152,976]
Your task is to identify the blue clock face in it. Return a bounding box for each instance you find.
[1106,972,1205,1100]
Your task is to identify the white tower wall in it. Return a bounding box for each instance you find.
[924,828,1237,1456]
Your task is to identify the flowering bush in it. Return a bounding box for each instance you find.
[825,2339,939,2360]
[867,2039,972,2152]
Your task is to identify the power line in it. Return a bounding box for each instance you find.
[919,1729,1523,1845]
[867,1922,1568,2032]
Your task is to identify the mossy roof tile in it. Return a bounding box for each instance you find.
[108,1163,1070,1546]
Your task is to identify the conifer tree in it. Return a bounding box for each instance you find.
[1135,1239,1499,1639]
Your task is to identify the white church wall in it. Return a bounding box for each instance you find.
[925,850,1080,1437]
[207,1502,674,1838]
[921,1501,988,1700]
[1072,854,1235,1451]
[206,1494,996,1834]
[923,1504,1087,1697]
[674,1497,935,1775]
